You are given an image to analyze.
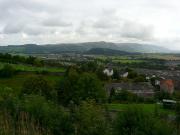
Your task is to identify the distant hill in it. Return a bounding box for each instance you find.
[116,43,170,53]
[85,48,137,55]
[0,41,171,54]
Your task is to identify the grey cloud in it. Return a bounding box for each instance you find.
[76,17,154,42]
[0,0,50,14]
[75,20,95,35]
[93,10,120,29]
[120,21,154,40]
[3,22,25,34]
[93,19,119,29]
[89,9,153,41]
[42,18,72,27]
[0,0,179,49]
[23,26,45,36]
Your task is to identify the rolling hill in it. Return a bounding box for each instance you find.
[0,41,171,54]
[116,43,169,53]
[85,48,138,55]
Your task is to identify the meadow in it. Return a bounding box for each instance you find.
[0,62,66,73]
[107,103,175,115]
[0,73,64,95]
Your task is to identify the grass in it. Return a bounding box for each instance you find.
[112,59,144,64]
[0,73,63,94]
[95,55,145,64]
[0,62,66,73]
[107,103,175,115]
[96,54,180,61]
[0,111,51,135]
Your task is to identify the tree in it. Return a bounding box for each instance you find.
[80,61,98,72]
[21,76,55,100]
[76,73,106,103]
[127,71,138,79]
[0,64,16,78]
[113,106,149,135]
[152,120,174,135]
[108,88,115,103]
[155,91,172,101]
[96,66,109,81]
[26,56,36,65]
[75,100,109,135]
[113,106,173,135]
[56,71,106,106]
[176,102,180,135]
[133,75,146,82]
[112,68,120,80]
[56,68,80,106]
[23,95,74,135]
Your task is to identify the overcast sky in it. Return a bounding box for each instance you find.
[0,0,180,49]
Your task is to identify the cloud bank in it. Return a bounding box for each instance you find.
[0,0,180,49]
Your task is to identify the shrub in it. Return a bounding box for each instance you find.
[75,100,109,135]
[0,64,16,78]
[113,105,174,135]
[21,76,56,100]
[22,95,74,135]
[0,111,51,135]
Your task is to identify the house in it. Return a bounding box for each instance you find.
[155,80,160,86]
[121,72,128,78]
[105,82,155,98]
[146,76,150,81]
[160,79,174,94]
[103,68,114,77]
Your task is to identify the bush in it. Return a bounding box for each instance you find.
[76,73,106,103]
[21,76,56,100]
[75,100,109,135]
[127,71,138,79]
[133,75,146,82]
[56,71,107,106]
[22,95,74,135]
[0,111,51,135]
[113,105,174,135]
[0,64,16,78]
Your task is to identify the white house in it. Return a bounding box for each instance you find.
[103,68,114,77]
[121,72,129,78]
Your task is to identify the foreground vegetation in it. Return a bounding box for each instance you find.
[0,54,179,135]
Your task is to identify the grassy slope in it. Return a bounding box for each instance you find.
[112,59,144,63]
[96,55,145,64]
[0,73,63,94]
[107,103,175,115]
[0,62,66,72]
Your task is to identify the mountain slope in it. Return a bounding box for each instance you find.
[85,48,137,55]
[116,43,169,53]
[0,42,170,54]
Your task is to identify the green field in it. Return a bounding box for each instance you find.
[95,55,145,64]
[107,103,175,115]
[0,73,63,94]
[0,62,66,73]
[112,59,144,63]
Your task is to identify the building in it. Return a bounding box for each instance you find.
[160,79,174,94]
[121,72,129,78]
[103,68,114,77]
[105,82,155,98]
